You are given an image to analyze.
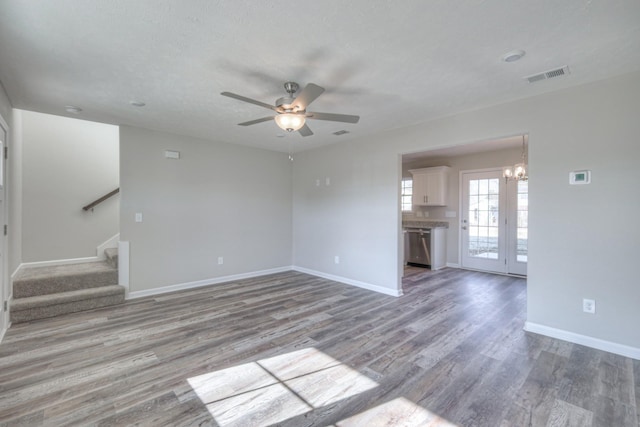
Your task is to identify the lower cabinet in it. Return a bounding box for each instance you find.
[430,228,447,270]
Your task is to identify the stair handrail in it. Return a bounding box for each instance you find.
[82,188,120,211]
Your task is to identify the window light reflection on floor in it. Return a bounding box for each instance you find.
[187,347,379,427]
[188,347,458,427]
[335,397,460,426]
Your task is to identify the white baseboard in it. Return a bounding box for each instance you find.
[446,262,460,268]
[17,256,101,271]
[127,266,293,299]
[118,241,129,291]
[292,266,403,297]
[524,321,640,360]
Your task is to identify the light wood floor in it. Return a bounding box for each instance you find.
[0,268,638,426]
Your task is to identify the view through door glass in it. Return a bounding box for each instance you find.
[516,180,528,262]
[468,177,500,259]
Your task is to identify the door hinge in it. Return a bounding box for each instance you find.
[3,225,6,236]
[505,258,507,265]
[3,146,6,160]
[3,300,6,311]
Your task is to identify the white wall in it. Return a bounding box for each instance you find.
[292,142,400,294]
[403,147,522,265]
[21,111,119,262]
[292,71,640,350]
[119,126,292,292]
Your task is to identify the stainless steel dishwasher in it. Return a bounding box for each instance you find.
[405,227,431,267]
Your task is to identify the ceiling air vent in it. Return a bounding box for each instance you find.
[524,66,571,83]
[333,130,350,136]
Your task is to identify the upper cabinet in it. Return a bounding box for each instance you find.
[409,166,450,206]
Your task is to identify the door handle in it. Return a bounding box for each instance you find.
[462,226,467,230]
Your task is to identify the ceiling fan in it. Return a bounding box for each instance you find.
[221,82,360,137]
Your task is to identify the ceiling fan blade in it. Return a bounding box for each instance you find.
[221,92,277,111]
[292,83,325,110]
[306,112,360,124]
[238,116,274,126]
[298,123,314,137]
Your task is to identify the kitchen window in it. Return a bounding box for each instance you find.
[401,178,413,211]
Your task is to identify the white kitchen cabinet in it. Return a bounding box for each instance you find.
[409,166,450,206]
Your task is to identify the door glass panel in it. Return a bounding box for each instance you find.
[468,178,500,259]
[516,180,528,262]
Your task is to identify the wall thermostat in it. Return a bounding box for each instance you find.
[569,170,591,185]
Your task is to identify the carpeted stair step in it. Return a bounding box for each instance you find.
[104,247,118,269]
[10,285,125,323]
[13,261,118,298]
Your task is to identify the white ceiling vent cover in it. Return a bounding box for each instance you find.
[524,66,571,83]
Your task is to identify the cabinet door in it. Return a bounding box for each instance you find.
[411,173,429,206]
[425,172,446,206]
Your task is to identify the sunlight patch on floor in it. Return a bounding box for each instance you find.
[188,347,379,427]
[336,397,460,427]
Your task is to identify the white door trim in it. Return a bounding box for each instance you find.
[0,114,9,335]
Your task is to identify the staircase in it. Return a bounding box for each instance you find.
[10,249,125,323]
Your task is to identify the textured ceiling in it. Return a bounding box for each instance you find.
[1,0,639,153]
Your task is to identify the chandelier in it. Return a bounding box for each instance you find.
[503,135,528,181]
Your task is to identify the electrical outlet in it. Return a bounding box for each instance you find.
[218,257,224,265]
[334,256,340,264]
[583,298,596,314]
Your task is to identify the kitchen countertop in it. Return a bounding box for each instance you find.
[403,220,449,229]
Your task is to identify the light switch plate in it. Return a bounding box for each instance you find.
[135,213,143,222]
[164,150,180,159]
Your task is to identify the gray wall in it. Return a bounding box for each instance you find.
[292,71,640,349]
[403,147,522,265]
[119,126,293,292]
[21,111,119,262]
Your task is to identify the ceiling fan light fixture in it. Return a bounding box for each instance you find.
[275,113,305,132]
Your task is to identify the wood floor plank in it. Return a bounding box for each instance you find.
[0,269,637,426]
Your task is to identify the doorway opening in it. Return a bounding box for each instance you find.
[400,134,528,280]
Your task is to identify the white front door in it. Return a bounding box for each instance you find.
[506,179,528,275]
[461,169,528,275]
[461,170,506,273]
